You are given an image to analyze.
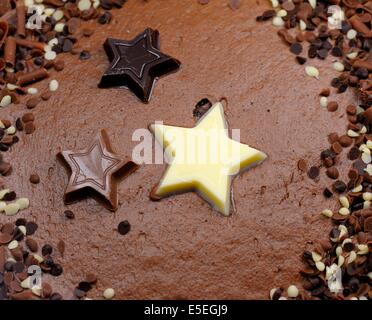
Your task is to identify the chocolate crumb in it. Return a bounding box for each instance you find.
[29,173,40,184]
[308,166,320,180]
[117,220,131,235]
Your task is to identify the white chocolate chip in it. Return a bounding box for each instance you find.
[5,203,20,216]
[336,246,342,257]
[299,19,307,31]
[44,8,55,17]
[287,285,299,298]
[321,209,333,218]
[346,29,357,40]
[312,251,322,262]
[28,88,38,95]
[333,61,344,72]
[339,196,349,208]
[363,201,371,209]
[48,38,58,47]
[16,198,30,210]
[309,0,317,9]
[339,207,350,216]
[305,66,319,79]
[33,254,44,263]
[45,50,57,61]
[18,225,27,235]
[49,79,59,92]
[103,288,115,300]
[52,9,64,21]
[348,251,357,264]
[346,51,358,59]
[363,192,372,201]
[21,277,31,289]
[6,126,16,135]
[338,255,345,267]
[338,225,348,238]
[357,244,369,255]
[6,83,18,91]
[78,0,91,11]
[54,23,65,33]
[8,240,19,250]
[315,261,325,272]
[347,129,359,138]
[362,152,371,164]
[352,185,362,193]
[365,164,372,175]
[277,9,287,17]
[270,0,279,8]
[0,95,12,108]
[272,16,285,27]
[360,126,367,134]
[320,96,328,108]
[32,285,42,296]
[0,201,6,211]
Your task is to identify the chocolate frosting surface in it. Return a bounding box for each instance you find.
[0,0,358,299]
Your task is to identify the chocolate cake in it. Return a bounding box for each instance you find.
[0,0,371,300]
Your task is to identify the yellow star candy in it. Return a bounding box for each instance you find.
[150,102,267,216]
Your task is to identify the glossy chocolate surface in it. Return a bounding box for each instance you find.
[59,129,138,211]
[98,28,181,103]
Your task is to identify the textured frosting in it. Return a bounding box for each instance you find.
[0,0,359,299]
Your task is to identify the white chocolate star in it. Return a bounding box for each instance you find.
[150,102,267,216]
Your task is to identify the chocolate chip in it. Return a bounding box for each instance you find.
[290,43,302,55]
[343,242,355,252]
[348,147,360,160]
[193,98,212,119]
[15,218,27,226]
[41,244,53,256]
[323,188,333,198]
[79,50,91,60]
[326,167,339,179]
[297,159,307,172]
[295,56,307,65]
[24,122,35,134]
[339,135,353,147]
[78,281,92,292]
[346,105,356,115]
[348,169,359,180]
[331,141,343,154]
[328,133,339,144]
[98,11,112,24]
[26,97,39,109]
[50,264,63,277]
[333,180,347,193]
[117,220,131,235]
[29,173,40,184]
[25,222,38,236]
[3,191,16,201]
[64,210,75,219]
[25,237,38,253]
[327,101,338,112]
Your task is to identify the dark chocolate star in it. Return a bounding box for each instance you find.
[98,28,181,103]
[59,130,139,211]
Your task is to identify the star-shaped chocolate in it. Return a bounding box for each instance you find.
[98,28,181,103]
[58,130,139,211]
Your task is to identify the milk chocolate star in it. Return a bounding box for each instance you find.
[98,28,181,103]
[59,130,139,211]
